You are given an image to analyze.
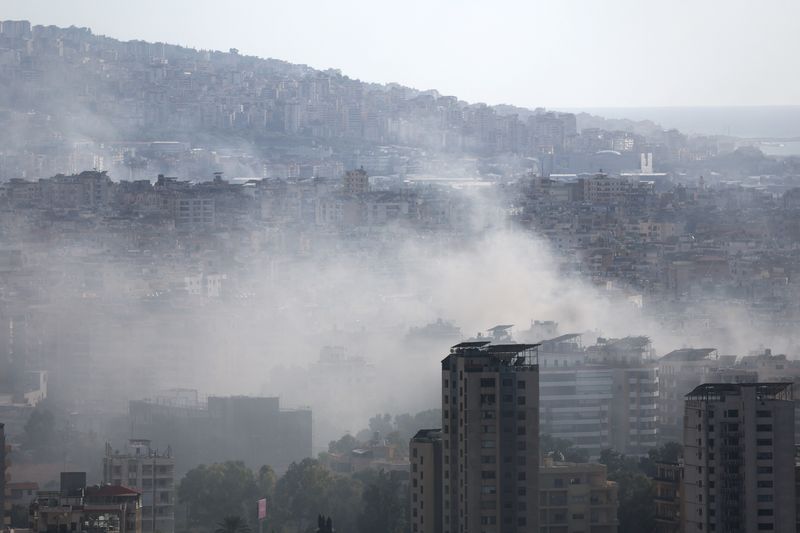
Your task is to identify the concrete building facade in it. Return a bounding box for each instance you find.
[441,342,539,533]
[683,383,796,533]
[410,429,442,533]
[103,439,175,533]
[538,460,618,533]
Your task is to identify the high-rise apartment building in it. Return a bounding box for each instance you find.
[441,341,539,533]
[539,334,658,457]
[683,383,796,533]
[103,439,175,533]
[658,349,720,443]
[410,429,443,533]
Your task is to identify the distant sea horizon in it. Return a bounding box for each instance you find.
[558,105,800,139]
[557,105,800,156]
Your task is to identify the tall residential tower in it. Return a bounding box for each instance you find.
[683,383,796,533]
[441,342,539,533]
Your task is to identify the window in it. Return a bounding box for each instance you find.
[757,452,773,460]
[517,396,526,405]
[757,466,773,474]
[482,471,496,479]
[517,380,526,389]
[758,509,774,517]
[757,524,774,531]
[480,378,496,388]
[757,439,773,446]
[757,424,772,432]
[480,485,497,495]
[517,411,526,421]
[756,410,772,417]
[757,480,773,488]
[757,495,773,503]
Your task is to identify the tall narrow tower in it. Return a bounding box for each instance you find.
[441,342,539,533]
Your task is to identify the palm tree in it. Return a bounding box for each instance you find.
[215,515,252,533]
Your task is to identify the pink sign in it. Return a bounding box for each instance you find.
[258,498,267,520]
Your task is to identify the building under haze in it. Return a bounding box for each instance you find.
[538,334,658,457]
[410,429,442,533]
[538,459,618,532]
[31,472,142,533]
[103,439,175,533]
[441,342,539,533]
[1,423,8,530]
[129,393,311,475]
[683,382,796,533]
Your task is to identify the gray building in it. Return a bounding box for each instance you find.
[129,394,312,475]
[683,383,796,533]
[441,342,539,533]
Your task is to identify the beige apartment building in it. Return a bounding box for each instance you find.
[103,439,175,533]
[538,460,618,533]
[410,429,443,533]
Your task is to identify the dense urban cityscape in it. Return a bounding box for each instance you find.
[1,10,800,533]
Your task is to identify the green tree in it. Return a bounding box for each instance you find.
[10,504,29,528]
[599,449,656,533]
[23,408,56,450]
[541,434,589,463]
[356,471,405,533]
[368,414,393,437]
[215,516,251,533]
[640,441,682,477]
[615,471,656,533]
[328,434,359,455]
[178,461,259,528]
[271,459,336,533]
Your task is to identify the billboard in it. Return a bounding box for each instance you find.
[258,498,267,520]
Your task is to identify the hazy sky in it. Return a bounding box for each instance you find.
[3,0,799,108]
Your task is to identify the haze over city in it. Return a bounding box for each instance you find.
[3,0,800,109]
[1,3,800,533]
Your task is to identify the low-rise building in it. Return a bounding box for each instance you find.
[653,462,682,533]
[539,460,618,533]
[31,472,142,533]
[103,439,175,533]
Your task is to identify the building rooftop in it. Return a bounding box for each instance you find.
[411,429,442,442]
[660,348,717,362]
[686,382,793,401]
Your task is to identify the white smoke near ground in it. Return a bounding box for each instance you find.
[7,176,799,454]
